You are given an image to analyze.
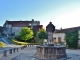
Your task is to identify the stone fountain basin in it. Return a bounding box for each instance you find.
[36,45,66,59]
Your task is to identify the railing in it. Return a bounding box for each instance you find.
[0,44,37,58]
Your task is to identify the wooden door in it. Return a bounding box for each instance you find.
[58,37,61,43]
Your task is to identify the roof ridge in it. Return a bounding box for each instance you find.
[62,26,80,30]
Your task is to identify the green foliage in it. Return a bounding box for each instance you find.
[65,30,78,49]
[36,29,48,39]
[35,37,44,44]
[18,27,34,41]
[58,41,65,45]
[9,38,30,45]
[0,42,4,47]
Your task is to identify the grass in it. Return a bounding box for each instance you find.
[0,42,5,47]
[9,38,40,45]
[9,38,31,45]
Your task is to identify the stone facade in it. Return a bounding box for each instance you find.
[3,19,43,36]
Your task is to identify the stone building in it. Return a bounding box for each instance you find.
[0,26,5,35]
[3,19,43,36]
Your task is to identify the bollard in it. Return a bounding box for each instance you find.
[21,47,23,50]
[29,44,30,47]
[3,50,7,57]
[9,49,12,54]
[17,48,18,52]
[27,44,29,47]
[32,44,33,47]
[13,48,15,53]
[23,46,25,48]
[24,45,26,48]
[24,46,25,48]
[28,45,30,47]
[29,44,31,47]
[26,45,28,47]
[31,44,32,47]
[22,46,24,49]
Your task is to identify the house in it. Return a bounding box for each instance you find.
[0,26,6,35]
[53,26,80,45]
[3,19,43,36]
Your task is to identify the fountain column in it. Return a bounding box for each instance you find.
[36,22,66,59]
[46,22,55,46]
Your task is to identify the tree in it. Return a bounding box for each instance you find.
[36,29,48,39]
[35,28,48,44]
[18,27,34,41]
[65,30,78,49]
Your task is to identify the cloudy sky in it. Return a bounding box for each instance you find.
[0,0,80,29]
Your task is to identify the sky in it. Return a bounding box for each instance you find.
[0,0,80,29]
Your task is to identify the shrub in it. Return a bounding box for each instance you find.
[65,30,78,49]
[9,38,30,45]
[0,42,4,47]
[58,41,65,45]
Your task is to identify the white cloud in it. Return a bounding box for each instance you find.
[40,8,80,29]
[53,9,80,28]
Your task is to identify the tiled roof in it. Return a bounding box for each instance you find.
[54,26,80,33]
[5,20,32,27]
[4,20,40,27]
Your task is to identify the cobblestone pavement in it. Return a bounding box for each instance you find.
[0,46,80,60]
[11,53,80,60]
[11,53,35,60]
[0,47,36,60]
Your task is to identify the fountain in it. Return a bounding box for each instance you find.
[36,22,66,59]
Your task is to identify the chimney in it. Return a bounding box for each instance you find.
[6,20,9,21]
[20,20,21,23]
[32,19,34,22]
